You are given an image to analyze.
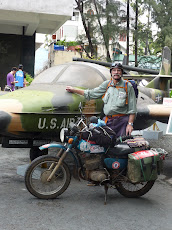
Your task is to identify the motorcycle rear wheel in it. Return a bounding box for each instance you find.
[116,180,155,198]
[25,155,71,199]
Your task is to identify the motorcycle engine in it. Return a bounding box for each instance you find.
[83,155,108,182]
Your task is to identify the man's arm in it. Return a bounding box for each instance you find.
[126,84,137,136]
[66,81,109,100]
[126,113,135,136]
[66,86,84,95]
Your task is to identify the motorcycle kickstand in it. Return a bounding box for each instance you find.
[104,184,109,205]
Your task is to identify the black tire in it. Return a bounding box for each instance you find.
[116,180,155,198]
[25,155,71,199]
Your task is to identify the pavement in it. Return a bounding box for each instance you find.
[146,135,172,186]
[0,140,172,230]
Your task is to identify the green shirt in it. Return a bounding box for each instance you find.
[84,79,137,116]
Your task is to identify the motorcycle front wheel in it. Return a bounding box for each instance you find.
[116,180,155,198]
[25,155,71,199]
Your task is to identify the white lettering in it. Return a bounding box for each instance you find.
[60,118,66,129]
[50,118,57,129]
[38,118,46,129]
[66,118,70,128]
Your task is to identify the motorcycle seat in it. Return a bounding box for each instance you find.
[107,143,133,159]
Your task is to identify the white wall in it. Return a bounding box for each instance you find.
[0,0,72,16]
[0,0,73,35]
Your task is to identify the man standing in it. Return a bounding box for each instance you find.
[66,63,137,137]
[15,64,26,89]
[6,67,18,91]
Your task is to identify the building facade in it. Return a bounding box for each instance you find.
[0,0,73,89]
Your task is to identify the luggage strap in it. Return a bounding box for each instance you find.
[139,156,157,181]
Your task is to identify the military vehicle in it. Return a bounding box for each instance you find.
[0,46,171,159]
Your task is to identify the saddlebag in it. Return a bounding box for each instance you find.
[127,150,160,183]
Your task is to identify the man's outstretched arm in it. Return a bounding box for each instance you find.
[66,86,84,96]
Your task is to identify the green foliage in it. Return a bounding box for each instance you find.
[170,90,172,98]
[77,0,125,61]
[92,0,122,46]
[130,0,156,56]
[150,0,172,51]
[25,73,33,86]
[56,39,79,47]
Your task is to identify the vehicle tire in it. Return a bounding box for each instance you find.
[116,180,155,198]
[25,155,71,199]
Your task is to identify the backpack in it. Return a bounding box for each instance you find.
[102,80,138,104]
[81,126,116,147]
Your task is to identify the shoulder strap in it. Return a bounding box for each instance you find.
[102,80,129,105]
[102,80,112,99]
[124,80,128,105]
[116,80,129,104]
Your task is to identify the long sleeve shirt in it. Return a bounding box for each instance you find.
[84,79,137,116]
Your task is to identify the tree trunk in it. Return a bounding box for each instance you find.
[75,0,95,57]
[135,0,138,67]
[145,2,151,55]
[126,0,130,65]
[93,0,111,62]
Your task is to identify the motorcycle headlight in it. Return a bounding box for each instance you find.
[60,128,68,143]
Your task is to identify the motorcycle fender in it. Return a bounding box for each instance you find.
[39,143,67,151]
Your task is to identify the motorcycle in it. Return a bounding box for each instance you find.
[25,103,167,204]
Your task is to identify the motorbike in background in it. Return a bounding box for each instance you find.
[25,103,167,204]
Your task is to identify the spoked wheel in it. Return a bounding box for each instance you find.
[25,155,71,199]
[116,180,155,198]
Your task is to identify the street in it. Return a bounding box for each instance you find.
[0,145,172,230]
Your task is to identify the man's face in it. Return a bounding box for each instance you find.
[111,67,122,81]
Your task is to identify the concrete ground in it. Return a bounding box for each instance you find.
[146,135,172,185]
[0,141,172,230]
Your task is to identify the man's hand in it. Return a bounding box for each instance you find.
[126,124,133,136]
[66,86,84,96]
[66,86,75,93]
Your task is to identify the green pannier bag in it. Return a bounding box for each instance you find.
[127,150,160,183]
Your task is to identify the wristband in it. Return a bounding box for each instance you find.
[128,122,133,126]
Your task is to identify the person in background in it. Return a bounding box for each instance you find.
[15,64,26,89]
[66,63,137,137]
[6,67,18,91]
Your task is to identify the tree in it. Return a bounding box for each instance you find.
[91,0,124,62]
[75,0,95,57]
[134,0,138,66]
[131,0,156,59]
[126,0,130,65]
[76,0,125,62]
[151,0,172,53]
